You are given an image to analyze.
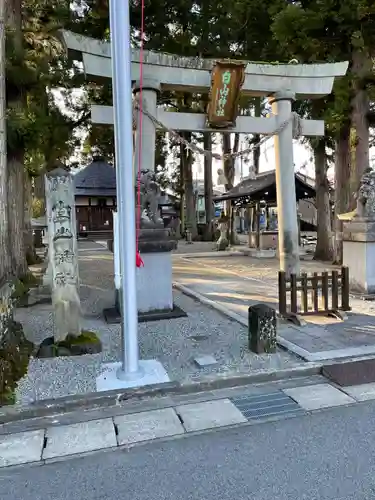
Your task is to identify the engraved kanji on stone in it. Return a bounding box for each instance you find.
[54,271,76,286]
[52,201,72,222]
[53,226,73,241]
[55,250,74,265]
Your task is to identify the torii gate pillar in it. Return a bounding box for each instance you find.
[271,91,300,276]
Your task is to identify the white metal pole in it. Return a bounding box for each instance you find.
[113,211,120,290]
[109,0,140,377]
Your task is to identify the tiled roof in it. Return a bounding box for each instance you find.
[74,157,117,196]
[213,171,316,203]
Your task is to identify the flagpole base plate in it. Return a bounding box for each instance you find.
[96,359,170,392]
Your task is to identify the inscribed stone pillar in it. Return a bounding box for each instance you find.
[270,91,300,276]
[45,168,81,341]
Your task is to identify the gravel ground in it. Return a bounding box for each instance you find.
[14,243,303,405]
[172,241,219,254]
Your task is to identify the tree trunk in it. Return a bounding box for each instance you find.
[6,0,27,277]
[313,139,333,261]
[333,124,351,264]
[24,173,36,263]
[8,156,27,276]
[203,132,214,240]
[350,49,370,195]
[252,98,261,175]
[222,133,239,244]
[34,173,45,201]
[0,0,10,279]
[222,133,237,194]
[179,160,185,235]
[181,135,197,239]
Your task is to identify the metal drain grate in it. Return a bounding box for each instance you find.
[231,391,305,421]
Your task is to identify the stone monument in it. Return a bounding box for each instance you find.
[343,168,375,294]
[136,169,177,311]
[45,168,81,341]
[107,168,180,321]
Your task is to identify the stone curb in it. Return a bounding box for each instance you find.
[1,378,366,470]
[173,281,251,326]
[173,281,284,324]
[0,364,323,427]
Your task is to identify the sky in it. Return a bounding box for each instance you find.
[210,136,314,188]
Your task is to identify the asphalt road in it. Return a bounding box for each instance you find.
[2,401,375,500]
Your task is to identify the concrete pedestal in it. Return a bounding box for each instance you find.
[343,219,375,294]
[249,231,278,250]
[137,252,173,311]
[104,227,187,323]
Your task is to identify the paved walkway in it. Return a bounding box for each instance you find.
[173,254,375,362]
[4,398,375,500]
[2,374,375,469]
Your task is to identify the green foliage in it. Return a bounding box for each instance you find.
[271,0,375,135]
[82,125,115,163]
[14,0,375,186]
[31,196,44,218]
[25,253,43,265]
[11,271,40,302]
[0,321,34,406]
[6,0,89,174]
[73,0,110,40]
[58,330,101,348]
[11,280,29,301]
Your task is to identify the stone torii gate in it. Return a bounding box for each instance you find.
[62,30,348,312]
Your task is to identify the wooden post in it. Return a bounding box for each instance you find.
[312,272,319,312]
[256,202,261,250]
[278,271,287,315]
[322,272,329,311]
[229,201,234,245]
[290,273,298,313]
[331,270,339,310]
[341,266,350,311]
[248,205,254,248]
[301,273,308,313]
